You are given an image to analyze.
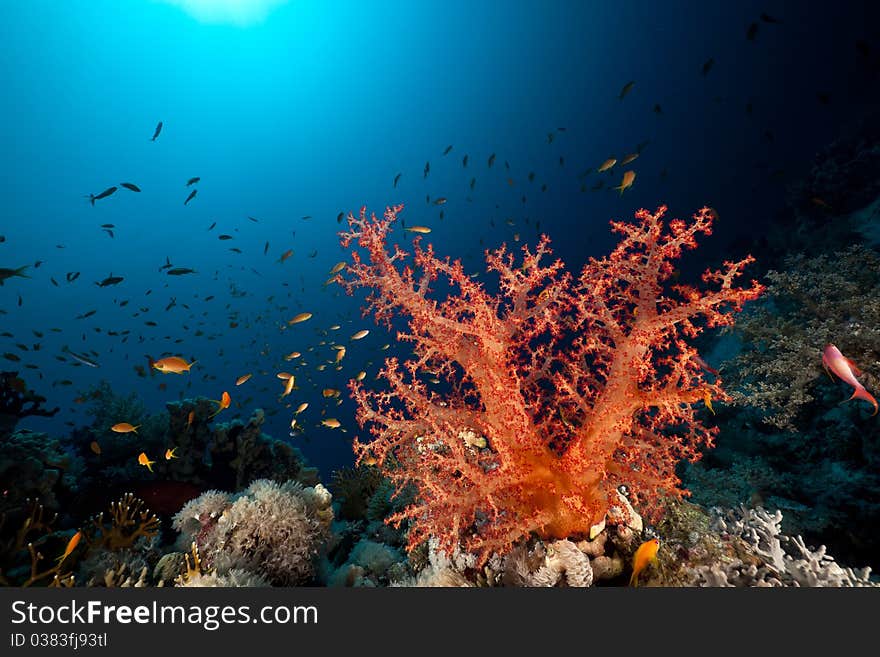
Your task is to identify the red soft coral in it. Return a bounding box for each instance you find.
[338,204,764,563]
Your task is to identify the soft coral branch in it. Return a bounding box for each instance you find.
[339,203,764,563]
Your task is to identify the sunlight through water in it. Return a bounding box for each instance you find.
[157,0,289,26]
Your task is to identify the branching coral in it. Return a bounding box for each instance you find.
[337,204,763,563]
[85,493,160,551]
[722,244,880,430]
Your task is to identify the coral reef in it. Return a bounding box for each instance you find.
[722,245,880,430]
[0,372,59,439]
[688,506,876,587]
[173,479,334,586]
[337,203,763,562]
[0,430,78,513]
[686,245,880,567]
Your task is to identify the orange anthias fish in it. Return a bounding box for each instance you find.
[165,447,179,460]
[630,538,660,587]
[614,170,636,195]
[138,452,156,472]
[151,356,196,374]
[822,344,878,415]
[209,391,231,418]
[235,373,252,386]
[186,410,195,428]
[56,530,82,564]
[111,422,140,434]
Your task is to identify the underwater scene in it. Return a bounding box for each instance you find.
[1,0,879,589]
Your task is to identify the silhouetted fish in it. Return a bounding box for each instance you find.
[184,189,197,205]
[701,58,715,75]
[150,121,163,141]
[120,182,141,192]
[186,177,200,186]
[88,186,117,206]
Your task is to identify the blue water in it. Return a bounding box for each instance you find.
[1,0,878,478]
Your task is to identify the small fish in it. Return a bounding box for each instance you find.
[597,158,617,173]
[280,375,296,398]
[150,121,163,141]
[822,344,878,415]
[321,418,341,428]
[653,103,663,114]
[186,177,201,186]
[630,538,660,586]
[443,145,453,155]
[165,447,179,460]
[701,58,715,76]
[120,182,141,192]
[351,329,369,340]
[488,153,496,168]
[0,266,29,285]
[393,173,401,188]
[619,80,635,99]
[404,225,431,234]
[329,261,346,275]
[111,422,140,434]
[184,189,198,205]
[746,22,758,41]
[75,309,97,319]
[89,441,101,455]
[207,222,216,231]
[619,153,639,165]
[704,390,715,415]
[167,267,196,276]
[56,530,82,564]
[186,410,195,428]
[354,370,366,381]
[264,241,269,255]
[760,12,781,23]
[295,402,309,414]
[433,197,447,205]
[236,373,252,386]
[218,234,234,241]
[278,249,294,263]
[288,312,312,324]
[96,274,124,287]
[209,391,231,418]
[63,346,99,368]
[613,170,636,195]
[462,154,468,168]
[138,452,156,472]
[337,212,344,223]
[88,186,117,206]
[424,161,430,178]
[151,356,196,374]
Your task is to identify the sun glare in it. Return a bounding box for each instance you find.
[159,0,290,26]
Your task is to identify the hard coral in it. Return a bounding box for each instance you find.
[338,204,763,563]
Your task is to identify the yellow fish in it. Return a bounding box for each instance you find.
[351,329,369,341]
[235,373,252,386]
[111,422,140,434]
[165,447,179,460]
[295,402,309,414]
[209,391,231,418]
[284,351,301,360]
[354,370,366,381]
[138,452,156,473]
[281,375,296,398]
[630,538,660,587]
[704,390,715,415]
[288,312,313,325]
[329,261,346,275]
[152,356,196,374]
[321,418,341,429]
[614,170,636,195]
[404,226,431,234]
[89,441,101,455]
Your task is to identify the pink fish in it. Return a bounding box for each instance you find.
[822,344,878,415]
